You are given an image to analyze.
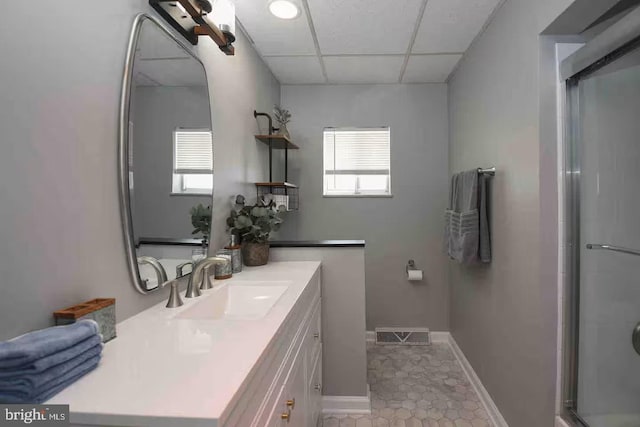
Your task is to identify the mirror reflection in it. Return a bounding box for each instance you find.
[128,18,213,291]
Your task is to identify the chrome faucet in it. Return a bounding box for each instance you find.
[137,256,168,290]
[185,256,229,298]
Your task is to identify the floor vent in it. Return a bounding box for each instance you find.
[375,328,431,345]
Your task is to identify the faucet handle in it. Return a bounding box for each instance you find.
[165,280,184,308]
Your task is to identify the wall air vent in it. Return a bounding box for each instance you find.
[375,327,431,345]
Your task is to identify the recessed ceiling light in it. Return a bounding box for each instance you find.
[269,0,300,19]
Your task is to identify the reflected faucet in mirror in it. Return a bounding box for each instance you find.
[176,261,195,279]
[185,257,229,298]
[137,256,168,289]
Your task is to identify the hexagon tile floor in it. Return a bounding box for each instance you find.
[322,343,492,427]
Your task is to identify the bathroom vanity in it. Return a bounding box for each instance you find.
[49,261,322,427]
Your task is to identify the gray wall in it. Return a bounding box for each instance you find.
[279,84,450,331]
[0,0,279,341]
[132,86,211,240]
[447,0,574,425]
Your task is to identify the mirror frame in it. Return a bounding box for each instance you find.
[118,13,212,294]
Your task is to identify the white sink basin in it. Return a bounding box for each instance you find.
[175,281,291,320]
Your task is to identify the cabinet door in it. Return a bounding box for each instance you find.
[266,348,307,427]
[307,348,322,427]
[283,350,307,427]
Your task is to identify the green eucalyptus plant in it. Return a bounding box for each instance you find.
[190,204,212,244]
[226,195,285,244]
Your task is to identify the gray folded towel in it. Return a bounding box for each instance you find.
[0,320,104,404]
[0,343,103,391]
[0,334,102,378]
[0,320,99,369]
[0,354,101,403]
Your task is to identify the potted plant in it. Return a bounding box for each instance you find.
[226,195,285,266]
[190,204,212,247]
[273,105,291,139]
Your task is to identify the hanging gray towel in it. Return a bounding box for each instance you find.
[478,173,492,263]
[444,169,491,264]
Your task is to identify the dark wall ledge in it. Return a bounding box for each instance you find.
[138,238,366,248]
[269,240,366,248]
[138,237,203,247]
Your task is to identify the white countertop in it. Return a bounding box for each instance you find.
[48,261,321,427]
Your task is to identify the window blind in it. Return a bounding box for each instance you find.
[323,128,390,176]
[173,129,213,175]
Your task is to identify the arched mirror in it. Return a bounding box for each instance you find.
[119,14,213,294]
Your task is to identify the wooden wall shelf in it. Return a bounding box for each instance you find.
[254,134,299,150]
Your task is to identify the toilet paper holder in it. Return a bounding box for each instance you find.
[406,259,417,273]
[406,259,423,281]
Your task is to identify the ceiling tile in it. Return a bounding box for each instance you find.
[263,56,326,84]
[412,0,501,54]
[324,56,404,84]
[402,54,462,83]
[308,0,424,55]
[235,0,317,56]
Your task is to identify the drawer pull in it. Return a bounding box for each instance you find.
[313,332,320,339]
[286,398,295,409]
[281,410,291,422]
[314,383,322,391]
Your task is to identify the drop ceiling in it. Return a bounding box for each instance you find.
[234,0,502,84]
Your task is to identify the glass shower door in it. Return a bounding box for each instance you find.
[570,42,640,427]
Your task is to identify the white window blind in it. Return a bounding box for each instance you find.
[323,127,391,196]
[173,129,213,175]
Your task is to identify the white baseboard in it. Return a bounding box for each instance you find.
[322,385,371,415]
[448,334,509,427]
[365,330,450,344]
[430,331,449,343]
[555,415,571,427]
[366,330,375,343]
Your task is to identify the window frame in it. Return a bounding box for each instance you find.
[170,128,213,196]
[322,127,392,198]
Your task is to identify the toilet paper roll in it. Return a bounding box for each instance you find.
[407,270,423,281]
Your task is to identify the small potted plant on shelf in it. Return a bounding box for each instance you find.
[190,204,212,247]
[226,195,285,266]
[273,105,291,138]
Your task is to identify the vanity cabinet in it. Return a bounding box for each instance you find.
[223,270,322,427]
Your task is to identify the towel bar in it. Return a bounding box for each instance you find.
[586,243,640,256]
[478,167,496,176]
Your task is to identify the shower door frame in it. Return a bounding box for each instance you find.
[561,7,640,426]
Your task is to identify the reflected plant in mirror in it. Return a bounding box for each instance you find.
[119,15,214,294]
[226,195,285,267]
[190,204,212,246]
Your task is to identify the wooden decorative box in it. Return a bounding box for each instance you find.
[54,298,116,342]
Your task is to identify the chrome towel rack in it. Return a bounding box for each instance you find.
[478,167,496,176]
[586,243,640,257]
